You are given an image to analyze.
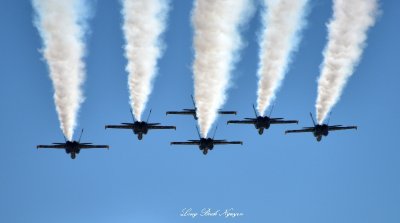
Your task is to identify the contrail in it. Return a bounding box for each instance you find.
[256,0,309,116]
[122,0,170,121]
[192,0,253,137]
[33,0,91,140]
[316,0,378,124]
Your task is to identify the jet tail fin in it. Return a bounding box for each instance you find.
[310,112,316,126]
[327,112,332,125]
[146,109,152,123]
[195,125,201,139]
[269,103,275,117]
[78,129,84,143]
[252,104,258,117]
[130,108,135,122]
[191,95,196,109]
[212,125,218,140]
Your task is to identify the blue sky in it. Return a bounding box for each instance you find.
[0,0,399,222]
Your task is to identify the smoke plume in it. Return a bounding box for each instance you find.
[256,0,309,116]
[122,0,170,121]
[33,0,91,140]
[316,0,378,124]
[192,0,253,137]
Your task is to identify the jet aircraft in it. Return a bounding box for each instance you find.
[36,130,109,159]
[227,105,298,135]
[170,127,242,155]
[285,113,357,141]
[105,109,176,140]
[166,95,236,120]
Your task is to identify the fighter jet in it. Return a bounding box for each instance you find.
[36,129,109,159]
[227,105,298,135]
[285,113,357,142]
[170,126,243,155]
[166,95,236,120]
[105,109,176,140]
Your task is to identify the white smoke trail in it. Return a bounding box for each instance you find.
[316,0,378,124]
[256,0,309,116]
[122,0,170,121]
[33,0,91,140]
[192,0,253,137]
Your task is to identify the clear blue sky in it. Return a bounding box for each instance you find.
[0,0,399,222]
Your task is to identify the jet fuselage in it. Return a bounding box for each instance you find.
[313,124,329,141]
[63,141,81,159]
[197,138,215,155]
[131,121,150,135]
[255,116,271,129]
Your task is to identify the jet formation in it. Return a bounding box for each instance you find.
[37,98,358,158]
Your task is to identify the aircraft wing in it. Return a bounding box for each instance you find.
[218,111,237,115]
[171,141,200,145]
[166,111,195,115]
[328,126,357,131]
[213,140,243,145]
[271,119,299,124]
[148,125,176,130]
[227,119,256,124]
[79,144,109,149]
[105,125,133,129]
[37,144,66,149]
[285,128,315,134]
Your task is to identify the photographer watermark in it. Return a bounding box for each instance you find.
[180,208,244,218]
